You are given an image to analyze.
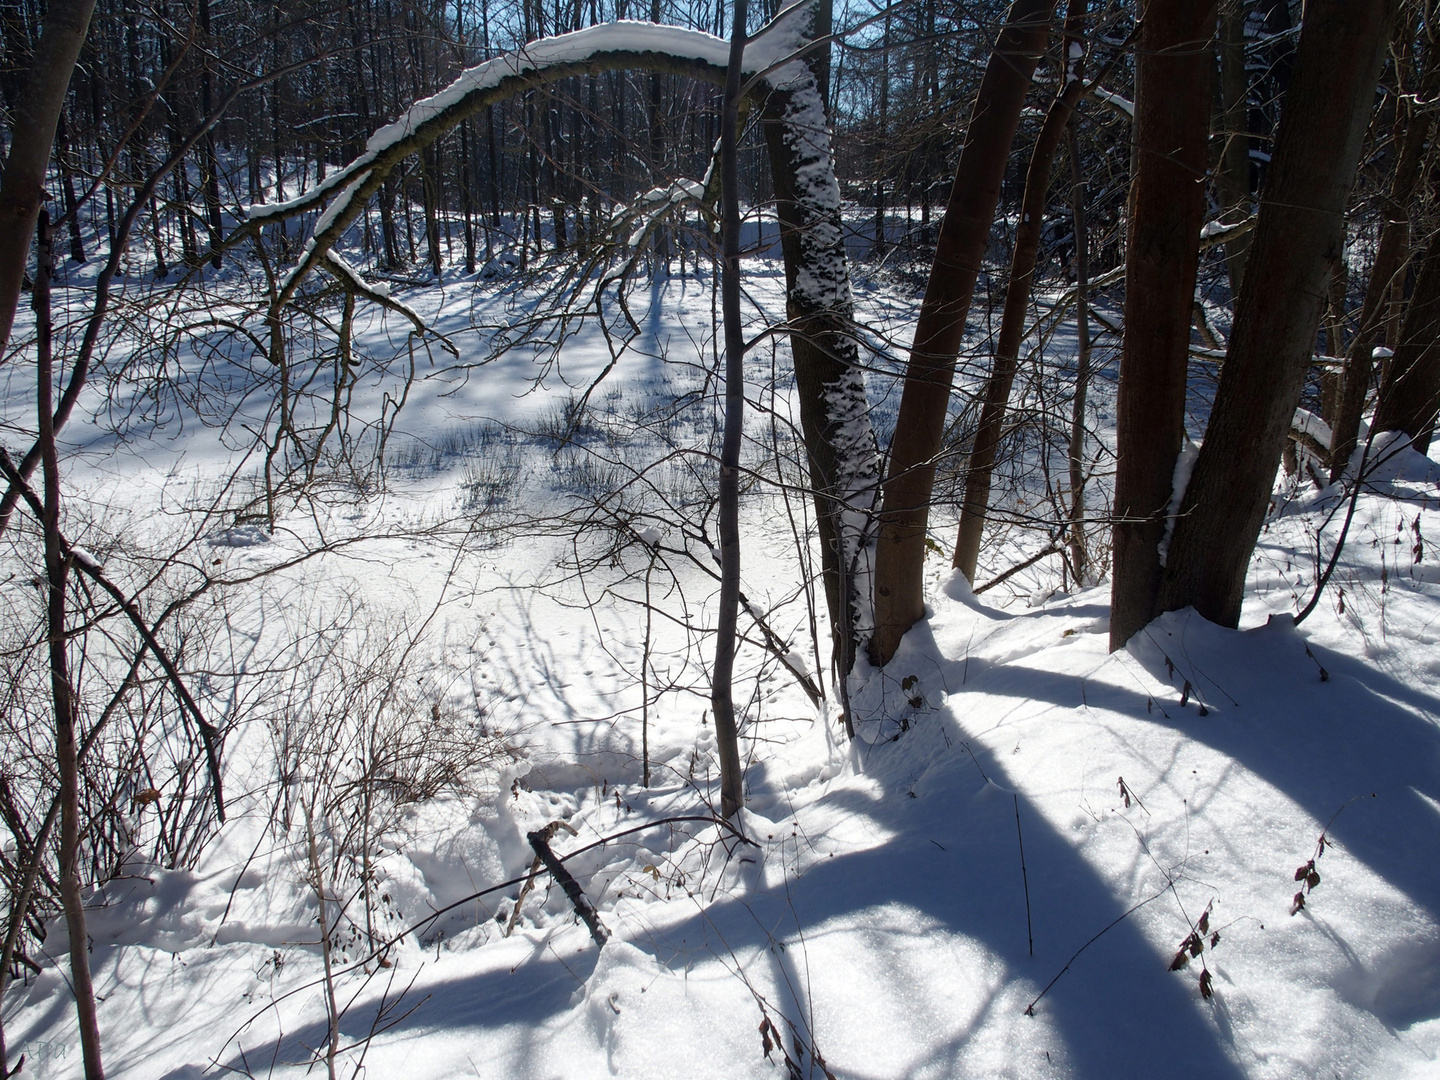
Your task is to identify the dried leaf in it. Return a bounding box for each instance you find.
[1197,908,1210,935]
[1306,869,1320,889]
[1188,933,1204,958]
[1290,891,1306,915]
[1199,969,1213,1000]
[1180,680,1191,708]
[1169,948,1191,971]
[760,1018,775,1059]
[1294,860,1313,882]
[1209,931,1221,949]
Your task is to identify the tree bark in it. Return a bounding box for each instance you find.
[0,0,100,358]
[1216,0,1252,297]
[1107,0,1216,651]
[953,0,1089,582]
[762,71,880,699]
[1157,0,1396,630]
[868,0,1055,667]
[1328,18,1439,478]
[712,0,747,822]
[1373,228,1440,453]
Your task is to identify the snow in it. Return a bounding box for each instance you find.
[1158,436,1198,568]
[1090,86,1134,116]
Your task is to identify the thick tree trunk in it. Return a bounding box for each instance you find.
[952,0,1089,582]
[0,0,99,357]
[868,0,1055,667]
[1157,0,1396,629]
[1107,0,1216,651]
[1373,230,1440,453]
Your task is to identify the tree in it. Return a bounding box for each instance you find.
[0,0,99,358]
[1107,0,1216,651]
[1373,224,1440,453]
[1157,0,1398,630]
[1328,7,1439,479]
[868,0,1056,667]
[951,0,1094,584]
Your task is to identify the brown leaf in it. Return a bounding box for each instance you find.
[1199,969,1213,1000]
[1294,860,1313,882]
[1306,870,1320,889]
[1197,909,1210,935]
[1169,948,1191,971]
[1209,931,1220,949]
[1290,891,1306,915]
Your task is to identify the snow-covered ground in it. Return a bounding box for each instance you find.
[4,252,1440,1080]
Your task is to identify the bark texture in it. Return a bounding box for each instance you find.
[1108,0,1216,651]
[1157,0,1396,629]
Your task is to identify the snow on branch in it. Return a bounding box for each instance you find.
[248,3,819,317]
[317,250,459,356]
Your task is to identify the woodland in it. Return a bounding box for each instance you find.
[2,0,1440,1076]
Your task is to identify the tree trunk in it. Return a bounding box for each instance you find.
[869,0,1055,667]
[1217,0,1252,298]
[1066,121,1091,585]
[1107,0,1216,651]
[1328,18,1438,478]
[712,0,747,822]
[36,215,105,1080]
[1373,228,1440,453]
[762,38,880,698]
[953,0,1089,582]
[0,0,99,356]
[1157,0,1396,629]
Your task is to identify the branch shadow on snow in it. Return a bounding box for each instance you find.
[190,710,1248,1080]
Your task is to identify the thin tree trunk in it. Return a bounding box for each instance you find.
[1107,0,1216,651]
[1066,121,1091,585]
[1158,0,1396,629]
[869,0,1055,667]
[36,214,105,1080]
[712,0,747,822]
[953,0,1089,582]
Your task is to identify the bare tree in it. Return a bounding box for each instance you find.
[868,0,1056,667]
[1107,0,1215,651]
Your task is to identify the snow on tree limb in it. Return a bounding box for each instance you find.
[248,4,819,316]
